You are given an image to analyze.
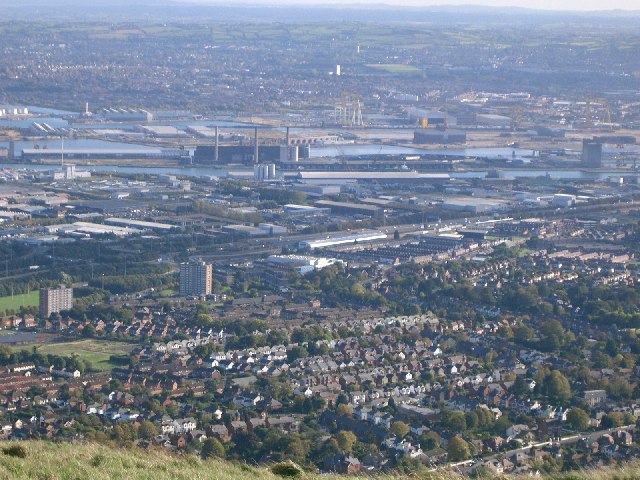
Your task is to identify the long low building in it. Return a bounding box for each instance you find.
[290,171,450,185]
[283,204,331,216]
[413,129,467,144]
[267,255,340,274]
[46,222,142,237]
[441,197,508,214]
[20,148,192,161]
[314,200,384,219]
[138,125,189,137]
[105,217,177,231]
[299,231,388,250]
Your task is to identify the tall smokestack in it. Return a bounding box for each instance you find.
[214,126,219,163]
[286,126,290,146]
[254,127,259,164]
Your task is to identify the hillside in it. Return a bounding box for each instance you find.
[0,441,639,480]
[0,441,276,480]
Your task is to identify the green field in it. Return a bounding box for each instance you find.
[11,339,135,371]
[365,63,421,74]
[158,289,177,297]
[0,291,39,313]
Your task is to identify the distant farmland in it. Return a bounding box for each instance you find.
[365,63,421,74]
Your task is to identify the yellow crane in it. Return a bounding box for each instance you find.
[339,92,363,127]
[584,97,613,130]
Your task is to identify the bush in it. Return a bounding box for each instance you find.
[90,453,106,467]
[270,461,304,478]
[2,444,27,458]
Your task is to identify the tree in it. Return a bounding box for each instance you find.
[336,404,352,417]
[279,434,309,464]
[513,322,534,342]
[194,313,214,328]
[604,339,619,357]
[165,402,178,418]
[447,436,471,462]
[390,421,410,438]
[474,408,494,429]
[511,376,529,396]
[540,319,564,339]
[138,420,158,440]
[468,411,483,431]
[201,438,225,459]
[419,431,440,451]
[566,408,589,431]
[607,378,633,400]
[113,423,136,443]
[335,431,357,454]
[81,324,96,338]
[441,410,467,433]
[287,345,309,362]
[545,371,572,404]
[601,412,625,429]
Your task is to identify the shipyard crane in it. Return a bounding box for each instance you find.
[338,92,363,127]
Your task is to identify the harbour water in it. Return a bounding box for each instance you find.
[2,138,535,158]
[309,144,536,159]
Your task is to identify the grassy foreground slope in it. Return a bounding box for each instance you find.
[0,441,639,480]
[0,441,272,480]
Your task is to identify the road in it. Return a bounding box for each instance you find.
[449,425,636,470]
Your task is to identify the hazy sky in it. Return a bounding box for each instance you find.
[187,0,640,11]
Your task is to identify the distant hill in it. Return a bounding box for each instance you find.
[1,440,640,479]
[0,0,638,24]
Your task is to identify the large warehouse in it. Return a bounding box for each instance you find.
[413,129,467,145]
[289,171,450,185]
[299,231,388,250]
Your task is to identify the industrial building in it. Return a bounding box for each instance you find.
[39,286,73,318]
[104,218,176,232]
[581,140,603,168]
[179,261,213,297]
[552,194,577,207]
[98,108,152,122]
[413,129,467,145]
[186,125,219,138]
[222,223,287,238]
[314,200,384,219]
[299,231,387,250]
[407,109,454,126]
[47,165,91,181]
[64,199,145,215]
[257,254,341,288]
[267,255,340,274]
[193,145,310,164]
[139,125,188,138]
[330,234,478,265]
[20,148,192,162]
[289,185,342,197]
[291,171,450,185]
[283,204,332,217]
[0,107,28,116]
[458,229,489,241]
[441,197,508,214]
[475,114,512,128]
[45,222,143,238]
[254,163,277,181]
